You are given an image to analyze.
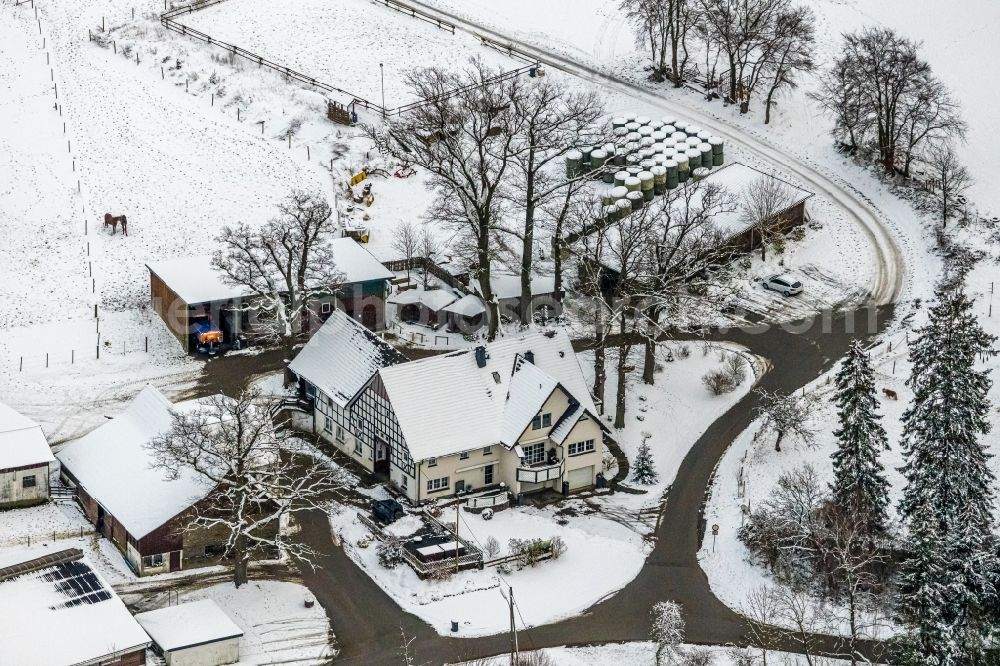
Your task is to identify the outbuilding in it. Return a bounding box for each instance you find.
[135,599,243,666]
[0,402,54,509]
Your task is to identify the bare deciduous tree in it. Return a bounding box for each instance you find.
[507,80,604,326]
[213,190,342,345]
[741,586,782,666]
[393,220,420,280]
[365,58,527,340]
[811,27,965,174]
[925,143,972,228]
[761,6,815,124]
[147,387,343,587]
[740,175,792,261]
[754,388,816,451]
[621,0,697,86]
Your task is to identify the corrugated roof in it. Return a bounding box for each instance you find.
[0,402,54,470]
[378,330,597,460]
[288,310,406,407]
[0,549,151,666]
[55,387,216,539]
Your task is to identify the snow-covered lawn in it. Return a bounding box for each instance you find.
[578,341,757,522]
[453,643,857,665]
[157,581,336,665]
[329,500,647,637]
[0,500,92,548]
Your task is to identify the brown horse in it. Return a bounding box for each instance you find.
[103,213,128,236]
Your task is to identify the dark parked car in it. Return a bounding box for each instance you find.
[372,499,405,525]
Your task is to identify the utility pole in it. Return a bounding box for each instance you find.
[379,62,386,118]
[455,504,460,574]
[509,586,518,665]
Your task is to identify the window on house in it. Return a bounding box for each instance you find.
[321,302,332,314]
[427,457,437,467]
[483,446,492,455]
[336,426,345,443]
[401,474,408,490]
[324,417,333,433]
[531,413,552,430]
[354,440,363,455]
[204,544,225,558]
[459,451,470,460]
[568,439,596,456]
[522,442,545,466]
[142,554,164,568]
[21,475,36,489]
[427,476,450,493]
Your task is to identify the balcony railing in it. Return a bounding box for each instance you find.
[516,458,564,484]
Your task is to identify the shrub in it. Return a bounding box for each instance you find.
[677,344,691,359]
[702,353,747,395]
[549,536,567,560]
[376,537,405,569]
[483,536,501,559]
[507,538,553,568]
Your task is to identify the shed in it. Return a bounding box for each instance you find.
[388,288,458,328]
[0,402,54,508]
[135,599,243,666]
[147,238,393,352]
[442,294,487,333]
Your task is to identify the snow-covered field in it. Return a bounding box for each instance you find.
[181,0,517,108]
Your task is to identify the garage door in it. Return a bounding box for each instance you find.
[567,465,594,491]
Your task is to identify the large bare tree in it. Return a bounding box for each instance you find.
[366,58,527,340]
[811,27,964,174]
[621,0,697,86]
[147,387,344,587]
[635,178,735,385]
[213,190,342,345]
[925,143,972,229]
[760,5,815,124]
[507,79,604,326]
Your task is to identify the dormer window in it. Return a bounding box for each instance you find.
[531,413,552,430]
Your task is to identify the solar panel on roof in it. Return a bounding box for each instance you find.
[41,561,113,608]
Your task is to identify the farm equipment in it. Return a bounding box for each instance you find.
[193,319,223,355]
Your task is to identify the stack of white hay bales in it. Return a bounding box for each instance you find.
[566,112,725,222]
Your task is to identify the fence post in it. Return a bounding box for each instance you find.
[46,353,49,368]
[19,357,23,372]
[145,336,148,353]
[72,349,74,364]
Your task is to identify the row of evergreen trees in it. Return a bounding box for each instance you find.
[830,288,997,665]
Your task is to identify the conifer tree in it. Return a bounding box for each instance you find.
[898,289,996,665]
[633,439,658,485]
[830,340,890,534]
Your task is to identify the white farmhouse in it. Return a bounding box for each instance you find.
[288,318,607,503]
[0,402,54,509]
[135,599,243,666]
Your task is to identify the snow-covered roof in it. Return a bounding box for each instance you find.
[443,294,487,317]
[328,236,394,284]
[472,274,557,301]
[146,238,390,305]
[691,162,812,240]
[56,386,217,539]
[0,550,151,666]
[0,402,54,470]
[387,288,458,312]
[288,310,406,408]
[378,330,597,460]
[135,599,243,652]
[146,255,250,305]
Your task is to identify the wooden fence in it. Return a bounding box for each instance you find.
[159,0,538,118]
[381,256,470,290]
[373,0,455,34]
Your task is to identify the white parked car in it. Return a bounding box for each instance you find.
[762,274,803,296]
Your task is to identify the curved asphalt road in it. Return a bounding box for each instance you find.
[295,304,895,665]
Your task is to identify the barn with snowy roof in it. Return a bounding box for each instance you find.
[56,386,278,576]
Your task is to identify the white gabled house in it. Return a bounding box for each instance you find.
[287,321,607,504]
[0,402,54,509]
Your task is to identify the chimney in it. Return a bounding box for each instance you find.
[474,346,488,368]
[524,350,535,364]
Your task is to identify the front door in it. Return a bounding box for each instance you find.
[169,550,181,571]
[374,438,390,475]
[484,464,494,485]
